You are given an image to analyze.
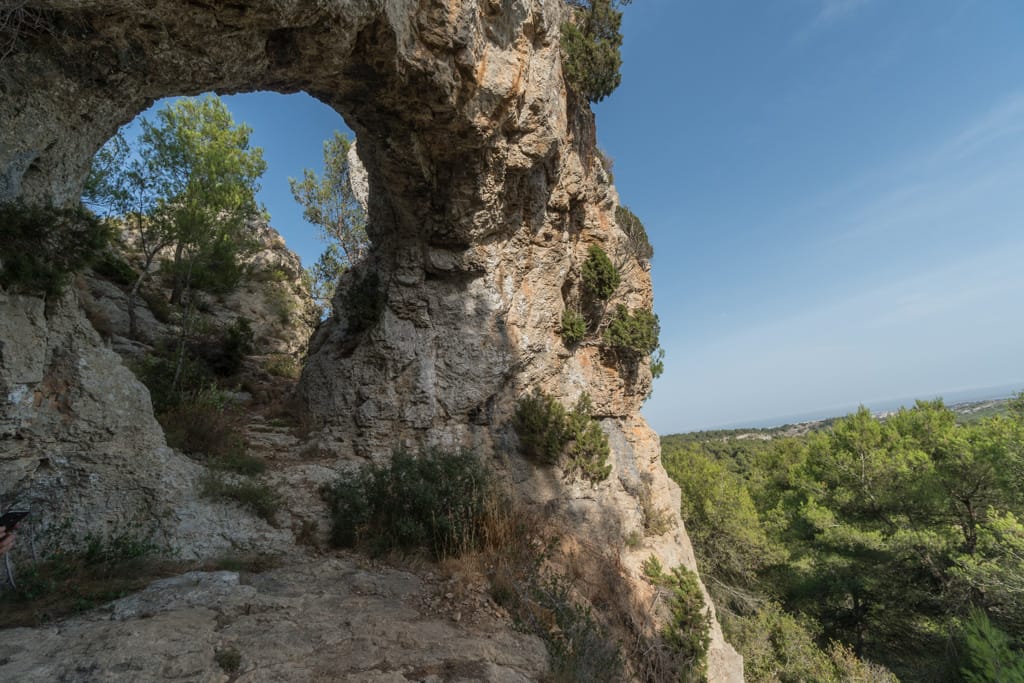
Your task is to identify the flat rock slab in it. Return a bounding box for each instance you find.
[0,557,548,682]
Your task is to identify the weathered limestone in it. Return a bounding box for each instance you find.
[0,288,294,559]
[79,219,316,356]
[0,558,550,682]
[1,0,742,678]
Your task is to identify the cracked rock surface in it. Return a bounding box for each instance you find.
[0,558,548,682]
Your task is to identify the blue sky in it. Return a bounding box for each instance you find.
[120,0,1024,433]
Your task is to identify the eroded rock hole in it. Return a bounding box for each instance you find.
[77,91,371,502]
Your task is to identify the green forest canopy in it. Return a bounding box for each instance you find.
[661,395,1024,682]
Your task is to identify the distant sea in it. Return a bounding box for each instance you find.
[705,382,1024,432]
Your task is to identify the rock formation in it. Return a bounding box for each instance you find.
[0,559,550,681]
[0,0,742,679]
[0,287,295,560]
[79,218,317,358]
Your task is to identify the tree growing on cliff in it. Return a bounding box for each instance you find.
[84,130,173,338]
[289,131,369,315]
[561,0,633,102]
[85,95,266,395]
[139,95,267,305]
[86,97,266,307]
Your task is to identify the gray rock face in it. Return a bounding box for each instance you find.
[0,288,295,558]
[221,219,319,357]
[79,218,316,357]
[0,0,742,678]
[0,558,549,682]
[0,288,175,531]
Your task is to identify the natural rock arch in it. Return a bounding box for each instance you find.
[1,0,614,446]
[0,1,743,678]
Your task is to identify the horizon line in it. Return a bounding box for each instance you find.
[659,380,1024,435]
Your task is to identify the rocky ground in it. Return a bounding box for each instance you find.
[0,223,554,681]
[0,557,549,682]
[0,368,552,682]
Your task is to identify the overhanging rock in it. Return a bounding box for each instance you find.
[0,1,742,679]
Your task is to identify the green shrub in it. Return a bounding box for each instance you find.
[132,344,216,413]
[0,529,166,627]
[560,0,625,103]
[0,202,111,297]
[92,251,137,287]
[252,267,288,283]
[515,390,611,482]
[159,392,263,475]
[215,648,242,674]
[561,309,587,345]
[564,394,612,482]
[322,448,492,559]
[183,236,249,294]
[515,390,571,465]
[723,601,836,683]
[645,559,712,681]
[202,474,280,523]
[664,567,711,670]
[265,282,296,327]
[264,353,301,379]
[140,288,174,323]
[602,305,660,357]
[639,478,672,535]
[580,244,620,301]
[649,347,665,379]
[527,572,624,682]
[960,607,1024,683]
[206,317,254,377]
[642,555,665,581]
[616,205,653,262]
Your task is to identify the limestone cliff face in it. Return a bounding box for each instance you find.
[0,289,293,559]
[0,216,316,556]
[227,220,320,358]
[1,1,741,679]
[79,218,316,358]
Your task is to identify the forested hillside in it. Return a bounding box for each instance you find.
[662,396,1024,682]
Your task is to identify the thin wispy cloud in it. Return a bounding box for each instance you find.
[795,0,879,42]
[815,0,876,26]
[791,93,1024,246]
[930,92,1024,165]
[660,242,1024,429]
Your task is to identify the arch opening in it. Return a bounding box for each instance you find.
[0,0,573,532]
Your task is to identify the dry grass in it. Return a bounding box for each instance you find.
[0,556,181,628]
[201,474,280,524]
[0,533,282,630]
[263,353,301,379]
[160,399,263,474]
[433,492,633,682]
[433,490,689,681]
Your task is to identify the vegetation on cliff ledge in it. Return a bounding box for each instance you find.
[561,0,634,102]
[514,389,612,482]
[0,202,110,297]
[288,131,369,316]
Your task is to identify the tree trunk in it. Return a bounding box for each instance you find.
[170,258,195,395]
[169,241,185,305]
